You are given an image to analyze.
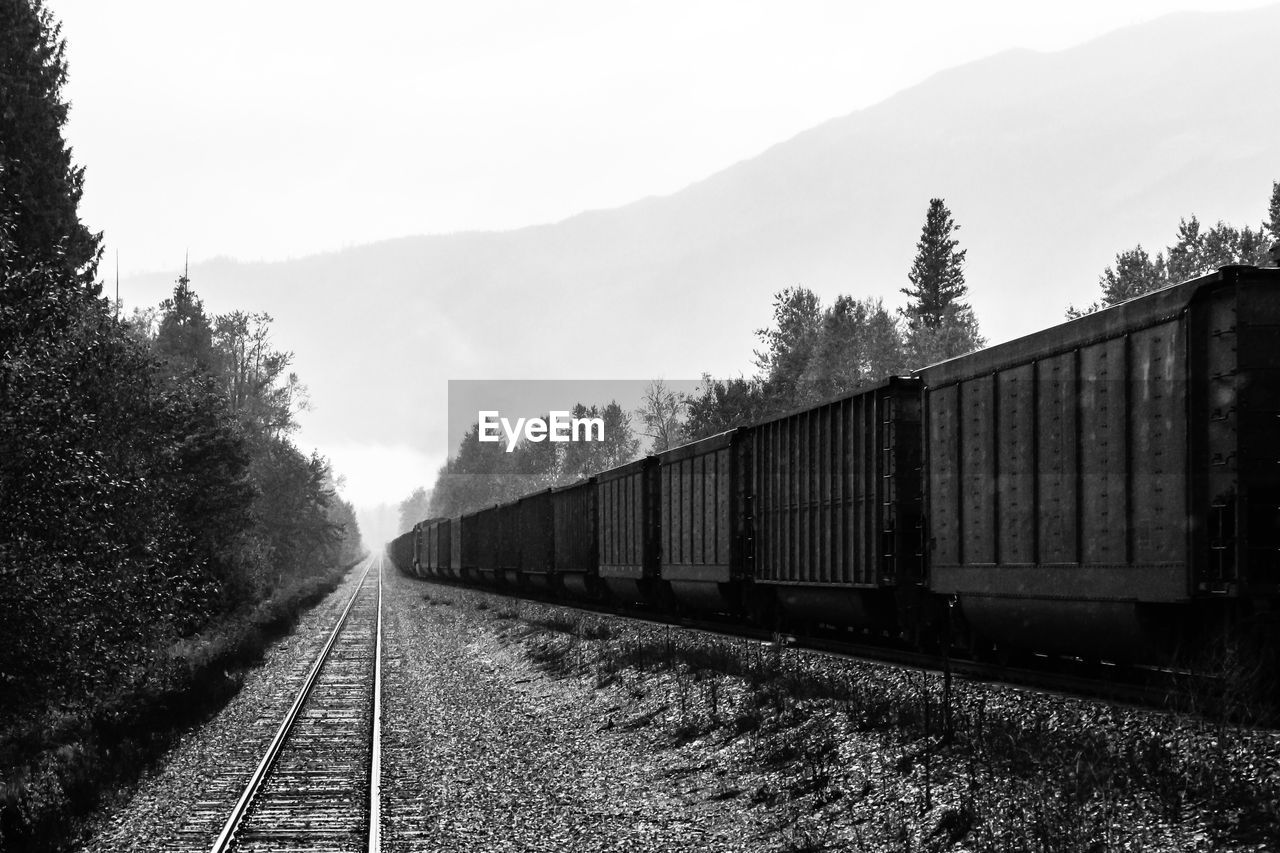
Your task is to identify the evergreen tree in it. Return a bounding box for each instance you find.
[905,304,984,367]
[902,198,967,330]
[0,0,100,284]
[155,271,216,375]
[1267,181,1280,243]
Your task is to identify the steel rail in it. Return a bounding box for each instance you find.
[209,557,377,853]
[367,553,384,853]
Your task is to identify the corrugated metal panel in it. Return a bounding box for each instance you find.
[449,516,462,572]
[553,480,596,574]
[1080,337,1128,565]
[497,502,520,571]
[519,491,554,574]
[436,519,452,571]
[1236,278,1280,589]
[752,379,921,589]
[597,457,657,577]
[475,507,500,571]
[928,383,961,567]
[960,374,996,565]
[658,431,744,582]
[1035,352,1078,564]
[1130,322,1186,564]
[997,364,1036,565]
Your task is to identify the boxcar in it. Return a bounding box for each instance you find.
[551,478,597,598]
[597,456,660,604]
[388,530,414,576]
[751,377,924,632]
[657,429,751,613]
[446,515,462,579]
[463,506,501,586]
[411,520,427,577]
[518,489,555,591]
[495,500,522,587]
[423,517,452,579]
[918,265,1280,660]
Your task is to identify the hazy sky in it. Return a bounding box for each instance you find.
[51,0,1271,276]
[44,0,1275,543]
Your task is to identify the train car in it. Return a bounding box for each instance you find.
[447,515,462,579]
[551,478,597,598]
[461,506,500,585]
[422,517,452,579]
[411,520,427,577]
[519,489,556,591]
[597,456,660,604]
[918,265,1280,661]
[496,500,521,587]
[656,429,751,613]
[388,530,414,576]
[751,376,925,634]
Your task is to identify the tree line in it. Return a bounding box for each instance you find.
[0,0,362,826]
[407,182,1280,528]
[406,197,982,524]
[1071,181,1280,316]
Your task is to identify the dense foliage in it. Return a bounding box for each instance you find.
[1070,181,1280,316]
[0,2,361,844]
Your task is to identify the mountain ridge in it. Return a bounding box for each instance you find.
[118,4,1280,492]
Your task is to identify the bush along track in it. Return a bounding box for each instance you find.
[443,585,1280,853]
[0,558,362,853]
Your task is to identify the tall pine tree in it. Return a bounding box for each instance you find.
[0,0,100,283]
[902,198,967,330]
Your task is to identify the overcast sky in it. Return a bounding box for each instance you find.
[51,0,1271,277]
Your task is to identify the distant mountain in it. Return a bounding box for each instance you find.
[122,4,1280,491]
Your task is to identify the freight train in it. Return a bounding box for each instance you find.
[388,266,1280,665]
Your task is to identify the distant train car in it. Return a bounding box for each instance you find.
[388,530,414,576]
[596,456,660,605]
[551,477,597,598]
[919,265,1280,661]
[751,376,925,633]
[655,429,751,613]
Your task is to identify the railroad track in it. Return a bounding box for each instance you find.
[417,575,1211,714]
[206,556,384,853]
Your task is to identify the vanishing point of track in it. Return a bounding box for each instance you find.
[210,555,384,853]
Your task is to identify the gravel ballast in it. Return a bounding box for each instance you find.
[74,560,375,852]
[379,565,765,851]
[74,558,1280,852]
